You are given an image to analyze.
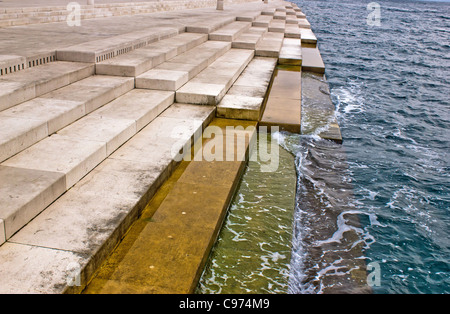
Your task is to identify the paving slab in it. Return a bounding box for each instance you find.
[0,165,65,240]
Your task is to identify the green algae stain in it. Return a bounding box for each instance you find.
[196,135,297,294]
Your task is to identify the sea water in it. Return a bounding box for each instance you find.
[286,0,449,293]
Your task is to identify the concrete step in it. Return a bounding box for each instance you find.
[56,26,182,63]
[301,46,325,74]
[0,88,174,246]
[95,33,208,77]
[83,118,256,294]
[0,103,215,293]
[0,61,94,112]
[260,66,302,133]
[236,11,261,22]
[217,57,277,121]
[208,21,252,42]
[176,48,255,106]
[300,28,318,45]
[0,75,134,163]
[135,40,231,91]
[301,72,342,143]
[279,38,302,65]
[268,19,285,33]
[232,27,267,50]
[274,11,287,20]
[261,8,276,16]
[185,16,236,34]
[252,15,273,28]
[298,18,311,29]
[284,24,301,39]
[255,32,284,58]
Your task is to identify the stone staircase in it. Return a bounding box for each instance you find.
[0,0,324,293]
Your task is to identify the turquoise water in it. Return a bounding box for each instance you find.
[197,136,297,294]
[288,0,449,293]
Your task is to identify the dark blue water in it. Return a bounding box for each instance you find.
[287,0,450,293]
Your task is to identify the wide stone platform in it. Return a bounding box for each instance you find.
[0,0,340,293]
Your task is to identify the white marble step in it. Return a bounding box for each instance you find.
[95,33,208,77]
[176,48,255,106]
[0,61,94,112]
[0,88,174,245]
[135,40,231,91]
[0,103,215,293]
[0,76,134,163]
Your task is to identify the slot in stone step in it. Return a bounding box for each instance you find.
[0,89,174,245]
[136,41,231,91]
[0,61,94,112]
[0,103,215,293]
[0,76,134,163]
[176,48,255,106]
[217,57,277,120]
[208,21,252,42]
[95,33,208,77]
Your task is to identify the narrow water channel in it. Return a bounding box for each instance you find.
[196,134,297,294]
